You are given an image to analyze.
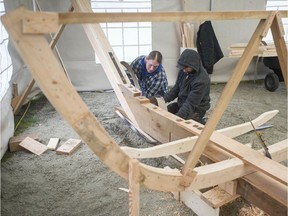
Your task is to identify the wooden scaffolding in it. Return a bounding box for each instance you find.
[1,0,287,215]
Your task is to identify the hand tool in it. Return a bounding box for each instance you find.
[249,118,272,159]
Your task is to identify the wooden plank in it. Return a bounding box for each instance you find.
[13,79,35,114]
[9,134,40,152]
[57,10,285,23]
[261,11,276,37]
[47,138,60,150]
[266,139,287,162]
[23,10,58,33]
[181,16,274,183]
[21,10,288,34]
[19,137,48,155]
[56,139,82,155]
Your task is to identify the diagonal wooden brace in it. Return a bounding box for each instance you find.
[180,16,275,186]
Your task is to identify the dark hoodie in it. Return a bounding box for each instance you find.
[163,49,211,119]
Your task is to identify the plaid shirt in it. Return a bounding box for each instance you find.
[130,55,168,98]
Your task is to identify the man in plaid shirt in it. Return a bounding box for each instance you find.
[130,51,168,98]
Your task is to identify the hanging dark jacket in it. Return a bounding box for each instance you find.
[197,21,224,74]
[163,49,210,119]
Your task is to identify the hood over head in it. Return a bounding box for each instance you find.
[177,49,201,72]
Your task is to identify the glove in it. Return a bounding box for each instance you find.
[149,96,158,106]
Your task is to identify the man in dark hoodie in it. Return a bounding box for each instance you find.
[162,49,211,124]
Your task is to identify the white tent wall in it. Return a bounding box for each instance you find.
[1,88,14,159]
[1,0,36,159]
[1,0,272,159]
[152,0,271,84]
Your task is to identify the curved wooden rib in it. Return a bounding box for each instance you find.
[122,110,278,159]
[217,110,278,138]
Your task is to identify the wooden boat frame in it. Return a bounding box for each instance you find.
[2,0,287,215]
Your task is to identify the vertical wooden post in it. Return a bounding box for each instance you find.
[270,12,288,86]
[181,15,274,184]
[129,159,140,216]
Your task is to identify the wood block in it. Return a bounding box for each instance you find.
[9,134,40,152]
[218,180,238,195]
[56,139,82,155]
[19,137,48,155]
[180,190,220,216]
[11,96,21,110]
[155,97,167,110]
[201,186,240,208]
[47,138,60,150]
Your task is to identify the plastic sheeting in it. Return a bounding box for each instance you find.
[1,87,14,158]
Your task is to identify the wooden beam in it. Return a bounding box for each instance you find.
[237,178,287,216]
[129,159,140,216]
[270,11,288,86]
[21,10,288,34]
[13,79,35,114]
[181,14,275,184]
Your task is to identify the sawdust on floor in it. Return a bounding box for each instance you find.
[1,81,287,216]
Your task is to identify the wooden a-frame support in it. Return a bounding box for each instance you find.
[181,10,287,184]
[2,1,287,215]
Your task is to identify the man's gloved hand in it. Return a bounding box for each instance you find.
[149,96,158,106]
